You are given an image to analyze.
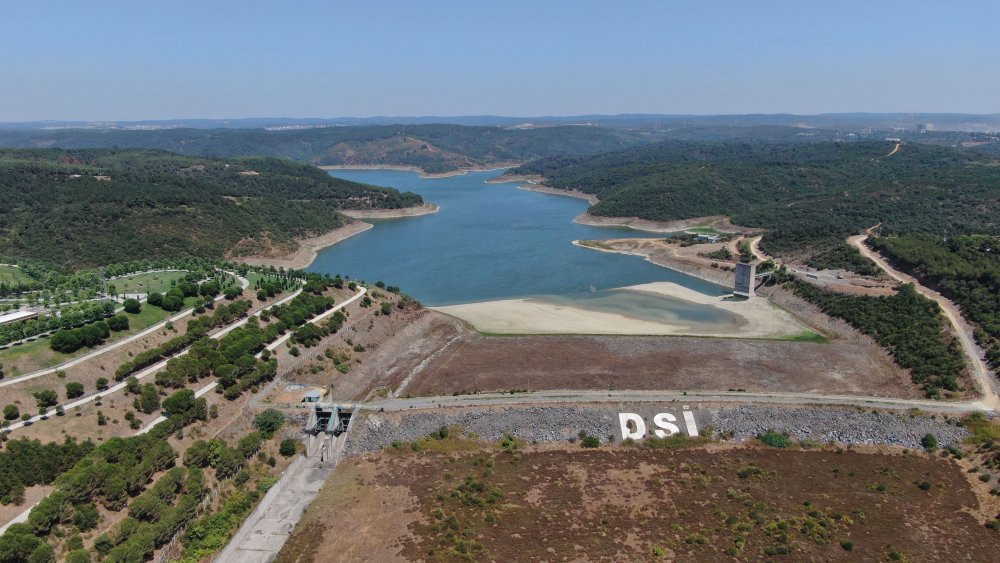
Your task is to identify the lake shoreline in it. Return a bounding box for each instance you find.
[320,164,514,179]
[432,281,806,338]
[341,203,440,219]
[238,221,374,270]
[572,239,734,287]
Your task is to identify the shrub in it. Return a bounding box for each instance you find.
[3,404,19,420]
[759,430,792,448]
[921,433,938,451]
[33,389,58,408]
[147,292,163,307]
[253,409,285,438]
[581,435,601,448]
[95,377,109,391]
[279,439,297,457]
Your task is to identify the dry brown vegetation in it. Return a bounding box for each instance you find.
[278,440,1000,562]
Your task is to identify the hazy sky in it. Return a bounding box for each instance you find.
[3,1,998,121]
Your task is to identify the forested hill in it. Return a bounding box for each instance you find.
[515,141,1000,265]
[0,124,650,174]
[0,149,423,267]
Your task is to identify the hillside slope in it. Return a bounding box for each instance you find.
[0,124,651,174]
[0,149,423,267]
[515,141,1000,265]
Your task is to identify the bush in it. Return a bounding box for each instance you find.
[123,298,141,314]
[580,435,601,448]
[65,381,85,399]
[3,404,19,420]
[253,409,285,438]
[921,433,938,451]
[147,292,163,307]
[33,389,58,408]
[279,439,297,457]
[759,430,792,448]
[95,377,109,391]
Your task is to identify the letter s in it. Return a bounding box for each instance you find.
[619,413,646,440]
[653,413,680,438]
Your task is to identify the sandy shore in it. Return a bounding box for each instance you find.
[433,282,807,338]
[575,213,753,234]
[517,184,600,204]
[239,221,373,270]
[341,203,440,219]
[574,239,736,287]
[320,164,514,179]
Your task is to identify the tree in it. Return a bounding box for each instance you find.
[122,298,141,314]
[162,388,195,415]
[224,287,241,300]
[95,377,109,391]
[73,503,100,531]
[147,292,163,307]
[3,404,19,420]
[65,382,85,399]
[33,389,58,409]
[137,384,160,414]
[107,314,129,331]
[66,551,91,563]
[279,439,297,457]
[253,409,285,438]
[161,294,184,312]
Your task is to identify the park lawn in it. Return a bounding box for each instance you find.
[0,303,172,376]
[0,265,36,286]
[107,270,190,296]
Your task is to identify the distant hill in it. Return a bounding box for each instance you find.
[515,141,1000,268]
[0,149,423,267]
[0,124,651,174]
[3,112,999,131]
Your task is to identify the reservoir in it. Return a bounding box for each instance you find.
[310,170,730,314]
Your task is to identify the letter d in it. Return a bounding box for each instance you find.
[619,413,646,440]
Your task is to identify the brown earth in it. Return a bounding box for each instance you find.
[278,441,1000,562]
[362,289,920,399]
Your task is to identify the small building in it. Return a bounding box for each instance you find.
[302,390,323,403]
[695,234,720,244]
[0,310,39,327]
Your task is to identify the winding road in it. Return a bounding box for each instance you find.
[848,234,999,411]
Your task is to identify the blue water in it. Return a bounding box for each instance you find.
[309,169,729,308]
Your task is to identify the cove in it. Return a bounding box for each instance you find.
[309,169,731,310]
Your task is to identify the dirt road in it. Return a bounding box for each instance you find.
[849,234,999,410]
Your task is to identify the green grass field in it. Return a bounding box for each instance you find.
[106,270,190,296]
[0,302,171,376]
[0,264,36,286]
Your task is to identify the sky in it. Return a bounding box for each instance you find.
[2,1,998,121]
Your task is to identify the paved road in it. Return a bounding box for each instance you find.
[849,234,1000,411]
[0,272,249,388]
[363,388,990,415]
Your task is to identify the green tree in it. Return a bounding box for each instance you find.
[33,389,58,409]
[279,439,297,457]
[162,388,195,415]
[122,298,141,314]
[3,404,19,420]
[253,409,285,438]
[138,383,160,414]
[65,381,85,399]
[107,314,129,331]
